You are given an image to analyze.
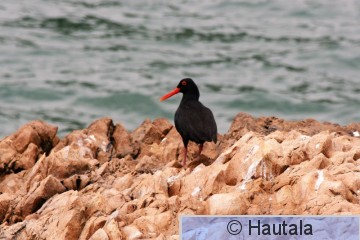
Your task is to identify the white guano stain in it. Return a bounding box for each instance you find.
[315,170,324,191]
[191,187,201,197]
[240,158,262,190]
[167,175,178,185]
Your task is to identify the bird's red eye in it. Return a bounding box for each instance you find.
[182,81,187,86]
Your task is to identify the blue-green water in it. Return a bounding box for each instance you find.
[1,0,360,138]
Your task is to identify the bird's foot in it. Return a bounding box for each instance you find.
[182,160,187,167]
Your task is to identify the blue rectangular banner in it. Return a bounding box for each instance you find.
[181,216,359,240]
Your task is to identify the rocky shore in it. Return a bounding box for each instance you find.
[1,113,360,239]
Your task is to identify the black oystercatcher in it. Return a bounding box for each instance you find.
[160,78,217,166]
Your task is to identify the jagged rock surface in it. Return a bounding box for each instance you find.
[1,113,360,239]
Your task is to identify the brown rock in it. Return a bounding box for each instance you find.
[0,120,59,174]
[11,191,87,240]
[13,125,41,153]
[152,118,173,136]
[112,173,134,192]
[89,228,109,240]
[133,211,173,237]
[179,196,207,215]
[306,131,332,159]
[122,225,143,239]
[44,150,91,179]
[103,219,123,240]
[62,174,90,191]
[113,123,134,158]
[135,155,162,173]
[3,114,360,239]
[53,118,114,164]
[0,172,26,194]
[130,172,168,199]
[150,127,183,164]
[14,175,66,219]
[87,118,114,139]
[0,193,14,222]
[79,216,107,240]
[0,140,17,172]
[226,112,356,141]
[15,143,39,171]
[132,119,163,145]
[206,192,249,214]
[223,133,265,186]
[180,163,226,200]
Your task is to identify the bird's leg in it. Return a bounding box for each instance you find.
[183,146,188,166]
[198,143,203,157]
[182,141,189,166]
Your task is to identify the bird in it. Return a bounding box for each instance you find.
[160,78,217,166]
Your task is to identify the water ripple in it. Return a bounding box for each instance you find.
[0,0,360,137]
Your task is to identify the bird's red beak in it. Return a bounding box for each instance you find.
[160,88,180,101]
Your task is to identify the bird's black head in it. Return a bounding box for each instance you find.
[160,78,200,101]
[176,78,199,95]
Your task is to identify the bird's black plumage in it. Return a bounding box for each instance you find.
[174,79,217,146]
[160,78,217,165]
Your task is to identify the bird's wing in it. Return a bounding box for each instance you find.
[175,101,217,144]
